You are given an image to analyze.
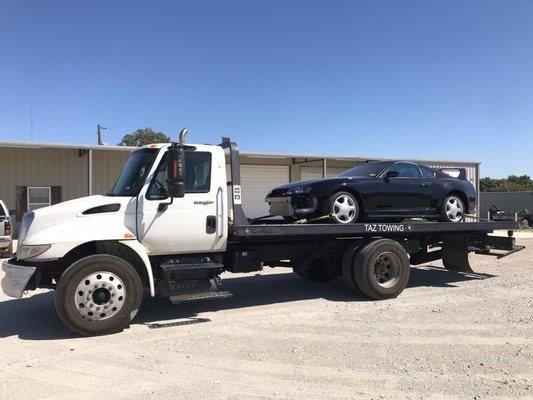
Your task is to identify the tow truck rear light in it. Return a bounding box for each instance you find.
[5,219,11,236]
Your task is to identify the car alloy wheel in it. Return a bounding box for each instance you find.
[444,196,464,222]
[331,192,358,223]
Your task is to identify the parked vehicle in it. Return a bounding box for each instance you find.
[0,200,13,258]
[267,161,476,224]
[1,132,522,336]
[489,205,533,227]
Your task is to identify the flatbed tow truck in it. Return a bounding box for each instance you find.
[1,131,524,336]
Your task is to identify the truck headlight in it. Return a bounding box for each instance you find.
[286,186,312,195]
[16,244,51,260]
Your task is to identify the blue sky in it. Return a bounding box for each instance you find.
[1,1,532,178]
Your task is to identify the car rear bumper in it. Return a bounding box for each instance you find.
[1,261,36,298]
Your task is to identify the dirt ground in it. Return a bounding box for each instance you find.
[0,239,532,400]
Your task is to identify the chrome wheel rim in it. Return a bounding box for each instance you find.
[332,195,357,223]
[522,219,529,227]
[373,251,401,288]
[74,271,126,321]
[445,197,464,222]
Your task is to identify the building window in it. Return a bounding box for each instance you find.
[27,187,51,210]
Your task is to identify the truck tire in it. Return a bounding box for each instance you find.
[341,242,363,295]
[294,259,337,282]
[442,235,473,273]
[352,239,410,300]
[55,254,143,336]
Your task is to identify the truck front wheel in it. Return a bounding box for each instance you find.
[55,254,143,336]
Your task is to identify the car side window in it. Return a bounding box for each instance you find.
[147,151,212,199]
[390,163,422,178]
[421,166,435,178]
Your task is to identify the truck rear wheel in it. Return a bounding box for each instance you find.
[350,239,410,300]
[341,242,363,295]
[55,254,143,336]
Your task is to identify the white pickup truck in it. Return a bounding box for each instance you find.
[0,200,13,258]
[1,130,523,336]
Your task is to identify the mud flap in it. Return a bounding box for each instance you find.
[442,235,474,273]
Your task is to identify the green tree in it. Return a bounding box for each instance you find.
[480,175,533,192]
[118,128,170,147]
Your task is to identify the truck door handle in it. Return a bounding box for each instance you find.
[206,215,216,234]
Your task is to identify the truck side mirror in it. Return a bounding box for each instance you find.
[167,146,186,198]
[384,170,399,182]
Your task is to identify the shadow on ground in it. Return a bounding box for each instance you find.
[0,266,496,341]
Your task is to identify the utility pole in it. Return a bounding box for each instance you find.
[97,124,107,145]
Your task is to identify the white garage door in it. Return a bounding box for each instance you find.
[300,166,347,181]
[226,164,290,218]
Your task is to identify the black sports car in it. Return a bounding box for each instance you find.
[266,161,476,223]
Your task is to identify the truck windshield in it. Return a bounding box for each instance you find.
[108,149,157,196]
[339,161,391,178]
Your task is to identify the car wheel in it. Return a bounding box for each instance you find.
[521,218,529,227]
[55,254,143,336]
[329,191,359,224]
[441,195,465,222]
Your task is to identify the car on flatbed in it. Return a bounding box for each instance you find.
[0,131,524,336]
[266,161,476,224]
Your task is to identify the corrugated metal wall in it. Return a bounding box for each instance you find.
[92,150,132,195]
[480,192,533,216]
[0,147,132,235]
[0,147,88,215]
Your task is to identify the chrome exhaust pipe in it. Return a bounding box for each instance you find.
[179,128,188,144]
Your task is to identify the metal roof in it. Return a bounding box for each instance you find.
[0,140,479,165]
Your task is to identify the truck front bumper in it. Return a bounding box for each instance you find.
[1,261,36,298]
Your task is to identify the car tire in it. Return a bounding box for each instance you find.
[521,218,529,228]
[440,195,465,222]
[55,254,143,336]
[329,191,359,224]
[352,239,410,300]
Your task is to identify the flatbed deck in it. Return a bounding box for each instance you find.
[231,220,521,241]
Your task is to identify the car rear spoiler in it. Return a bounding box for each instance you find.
[439,167,467,180]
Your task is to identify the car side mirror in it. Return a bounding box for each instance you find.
[384,170,399,182]
[167,145,185,198]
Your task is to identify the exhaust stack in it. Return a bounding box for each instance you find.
[179,128,188,144]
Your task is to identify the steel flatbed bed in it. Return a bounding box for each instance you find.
[231,220,521,240]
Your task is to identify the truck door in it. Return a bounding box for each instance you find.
[137,146,227,255]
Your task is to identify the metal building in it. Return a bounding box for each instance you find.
[0,140,480,235]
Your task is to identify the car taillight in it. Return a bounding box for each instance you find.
[5,220,11,236]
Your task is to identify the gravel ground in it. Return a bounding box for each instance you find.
[0,239,532,400]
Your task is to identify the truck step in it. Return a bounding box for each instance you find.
[170,291,233,304]
[161,262,224,271]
